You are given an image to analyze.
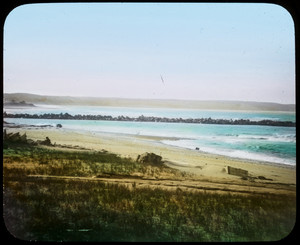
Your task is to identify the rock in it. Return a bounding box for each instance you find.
[195,147,199,150]
[136,152,163,165]
[56,124,62,128]
[44,137,51,145]
[26,139,37,146]
[258,175,273,181]
[37,137,52,146]
[258,175,267,180]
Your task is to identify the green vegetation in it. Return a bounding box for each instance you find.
[3,141,296,242]
[3,141,184,179]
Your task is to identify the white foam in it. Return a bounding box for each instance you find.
[236,134,295,143]
[161,140,295,166]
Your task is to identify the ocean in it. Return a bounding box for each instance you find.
[4,105,296,166]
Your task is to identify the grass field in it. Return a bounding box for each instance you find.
[3,141,296,242]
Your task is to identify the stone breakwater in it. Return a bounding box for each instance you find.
[3,112,295,127]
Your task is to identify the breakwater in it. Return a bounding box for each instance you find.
[3,112,295,127]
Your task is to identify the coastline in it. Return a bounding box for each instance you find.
[4,93,296,111]
[3,124,296,241]
[4,125,296,187]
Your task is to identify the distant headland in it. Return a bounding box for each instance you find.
[3,93,295,112]
[4,99,35,108]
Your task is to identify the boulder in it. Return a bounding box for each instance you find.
[37,136,52,146]
[258,175,273,181]
[56,124,62,128]
[136,152,163,165]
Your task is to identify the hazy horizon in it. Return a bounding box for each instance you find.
[4,3,295,104]
[3,92,296,105]
[4,92,295,113]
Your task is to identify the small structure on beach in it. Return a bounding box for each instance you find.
[226,166,248,178]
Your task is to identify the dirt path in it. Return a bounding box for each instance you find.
[20,174,295,197]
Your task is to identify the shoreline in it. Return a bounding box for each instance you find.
[4,121,295,169]
[3,125,296,187]
[159,140,296,170]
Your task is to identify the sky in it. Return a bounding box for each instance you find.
[3,3,295,104]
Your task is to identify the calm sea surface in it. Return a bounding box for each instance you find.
[4,105,296,166]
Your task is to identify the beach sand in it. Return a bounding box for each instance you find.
[4,126,296,194]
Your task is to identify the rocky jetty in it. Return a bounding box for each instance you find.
[3,120,53,129]
[3,112,295,127]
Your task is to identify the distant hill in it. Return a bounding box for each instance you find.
[4,99,35,108]
[3,93,295,112]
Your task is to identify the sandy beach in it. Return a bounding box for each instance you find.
[4,126,296,196]
[3,124,297,242]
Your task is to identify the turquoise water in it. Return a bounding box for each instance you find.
[4,105,296,165]
[5,105,296,122]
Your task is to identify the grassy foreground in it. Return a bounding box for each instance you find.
[3,141,296,242]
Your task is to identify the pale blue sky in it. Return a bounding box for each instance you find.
[4,3,295,103]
